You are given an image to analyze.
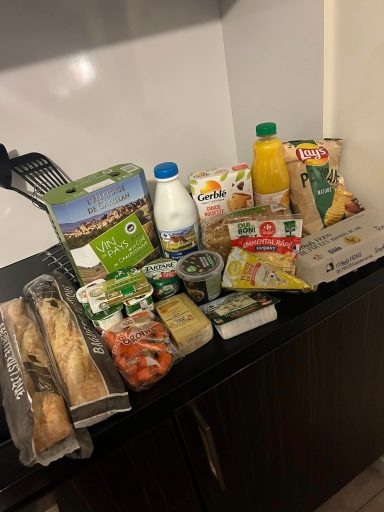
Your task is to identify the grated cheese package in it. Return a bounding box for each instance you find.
[227,212,303,274]
[200,205,291,264]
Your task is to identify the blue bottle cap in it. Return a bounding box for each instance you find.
[154,162,179,179]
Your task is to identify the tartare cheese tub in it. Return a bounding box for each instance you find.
[155,294,213,355]
[200,292,279,339]
[222,247,314,292]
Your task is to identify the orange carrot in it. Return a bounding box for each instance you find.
[103,331,117,351]
[156,351,172,375]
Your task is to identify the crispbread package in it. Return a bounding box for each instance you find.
[282,139,363,235]
[0,299,92,466]
[24,272,131,428]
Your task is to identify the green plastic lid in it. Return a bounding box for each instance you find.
[256,122,277,137]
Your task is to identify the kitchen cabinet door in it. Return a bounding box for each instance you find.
[176,284,384,511]
[54,417,202,512]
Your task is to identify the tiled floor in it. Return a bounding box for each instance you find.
[315,458,384,512]
[18,494,59,512]
[14,458,384,512]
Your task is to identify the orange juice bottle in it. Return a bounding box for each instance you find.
[251,122,290,207]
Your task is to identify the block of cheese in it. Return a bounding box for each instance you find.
[199,292,279,340]
[155,293,213,355]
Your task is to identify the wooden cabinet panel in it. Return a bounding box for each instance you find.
[54,417,202,512]
[176,285,384,511]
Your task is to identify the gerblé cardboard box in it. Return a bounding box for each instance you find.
[44,163,161,284]
[189,163,254,219]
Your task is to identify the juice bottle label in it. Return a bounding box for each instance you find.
[157,223,199,260]
[254,188,289,207]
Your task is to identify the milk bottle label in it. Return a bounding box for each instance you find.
[157,223,199,260]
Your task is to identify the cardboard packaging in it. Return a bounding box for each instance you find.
[296,209,384,285]
[189,163,254,219]
[44,163,161,284]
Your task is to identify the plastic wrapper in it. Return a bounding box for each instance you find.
[200,205,292,264]
[103,310,180,391]
[24,272,131,428]
[155,293,214,355]
[282,139,364,235]
[227,211,303,274]
[222,247,314,292]
[200,212,233,261]
[0,299,93,466]
[200,293,279,339]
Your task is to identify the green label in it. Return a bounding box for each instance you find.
[200,292,279,324]
[180,252,219,275]
[307,165,335,223]
[284,220,297,236]
[89,212,154,272]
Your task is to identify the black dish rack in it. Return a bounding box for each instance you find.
[0,145,77,281]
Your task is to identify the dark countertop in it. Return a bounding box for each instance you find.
[1,250,384,511]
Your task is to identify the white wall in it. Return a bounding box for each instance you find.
[323,0,384,209]
[0,0,237,267]
[220,0,324,165]
[0,0,327,269]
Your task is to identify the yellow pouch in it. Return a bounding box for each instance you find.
[222,247,314,292]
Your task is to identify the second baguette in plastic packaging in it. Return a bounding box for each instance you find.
[24,272,131,428]
[0,299,92,466]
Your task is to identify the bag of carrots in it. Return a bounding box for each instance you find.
[103,311,180,391]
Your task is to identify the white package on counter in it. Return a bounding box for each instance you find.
[296,209,384,285]
[199,292,279,340]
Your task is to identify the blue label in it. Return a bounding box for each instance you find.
[157,223,199,261]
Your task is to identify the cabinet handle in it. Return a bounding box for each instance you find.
[190,403,226,492]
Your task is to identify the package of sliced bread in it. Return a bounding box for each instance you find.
[24,272,131,428]
[0,299,92,466]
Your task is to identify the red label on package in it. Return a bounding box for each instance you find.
[227,216,303,272]
[259,221,276,236]
[231,236,302,255]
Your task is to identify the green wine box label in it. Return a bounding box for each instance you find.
[89,213,154,273]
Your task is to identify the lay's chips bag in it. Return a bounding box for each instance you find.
[282,139,363,235]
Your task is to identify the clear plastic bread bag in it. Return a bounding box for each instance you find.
[0,299,92,466]
[201,205,303,274]
[23,272,131,428]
